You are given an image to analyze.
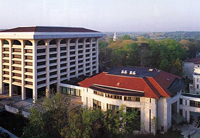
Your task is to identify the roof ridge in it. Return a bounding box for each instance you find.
[143,77,160,98]
[147,77,171,97]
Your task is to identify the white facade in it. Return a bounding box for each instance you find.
[190,64,200,94]
[182,62,195,80]
[59,83,182,134]
[0,28,104,102]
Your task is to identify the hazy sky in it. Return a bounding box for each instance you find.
[0,0,200,32]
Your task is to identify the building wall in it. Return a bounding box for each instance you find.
[182,62,194,80]
[60,84,159,134]
[191,64,200,94]
[0,37,99,102]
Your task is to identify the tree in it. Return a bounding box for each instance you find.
[121,35,131,40]
[21,93,71,138]
[22,93,139,138]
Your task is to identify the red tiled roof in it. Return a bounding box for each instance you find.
[184,58,200,63]
[79,70,181,99]
[0,26,99,33]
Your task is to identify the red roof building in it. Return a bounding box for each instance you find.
[79,67,184,99]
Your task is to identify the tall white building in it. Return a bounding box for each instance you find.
[0,26,104,102]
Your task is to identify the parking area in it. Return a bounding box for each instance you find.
[173,112,200,138]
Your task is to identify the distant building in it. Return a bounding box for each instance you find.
[189,62,200,94]
[113,32,118,41]
[0,26,104,102]
[196,52,200,58]
[182,58,200,80]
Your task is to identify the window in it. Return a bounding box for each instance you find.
[94,91,103,96]
[13,40,21,45]
[50,48,56,52]
[60,39,66,44]
[50,54,56,58]
[37,55,45,60]
[107,104,119,110]
[37,40,45,46]
[197,84,199,89]
[180,98,182,105]
[93,99,101,109]
[190,101,196,107]
[25,40,32,46]
[49,39,57,45]
[38,49,45,54]
[60,53,66,56]
[105,93,122,100]
[60,47,66,51]
[124,96,140,102]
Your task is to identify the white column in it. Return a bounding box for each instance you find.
[187,111,190,123]
[32,40,37,103]
[96,38,99,73]
[67,39,70,80]
[21,40,26,100]
[8,40,13,97]
[83,38,86,75]
[46,40,50,93]
[0,40,3,94]
[90,39,93,76]
[57,40,61,91]
[75,39,79,77]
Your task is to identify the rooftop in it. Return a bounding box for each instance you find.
[0,26,99,33]
[0,26,104,39]
[79,67,184,99]
[107,66,159,77]
[184,58,200,64]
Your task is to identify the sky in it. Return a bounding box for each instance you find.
[0,0,200,32]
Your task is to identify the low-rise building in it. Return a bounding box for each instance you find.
[60,66,185,134]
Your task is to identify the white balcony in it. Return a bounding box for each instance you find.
[12,52,21,55]
[24,53,33,56]
[3,80,9,84]
[3,74,9,78]
[12,76,22,80]
[12,58,21,61]
[37,77,46,82]
[25,59,33,62]
[25,66,33,69]
[37,71,46,76]
[3,51,9,54]
[25,46,33,49]
[25,78,33,82]
[12,82,22,86]
[12,64,21,67]
[25,84,33,89]
[37,65,46,69]
[3,63,9,66]
[37,83,46,89]
[3,45,9,48]
[37,59,45,62]
[60,66,67,70]
[12,70,22,74]
[50,80,57,85]
[25,72,33,76]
